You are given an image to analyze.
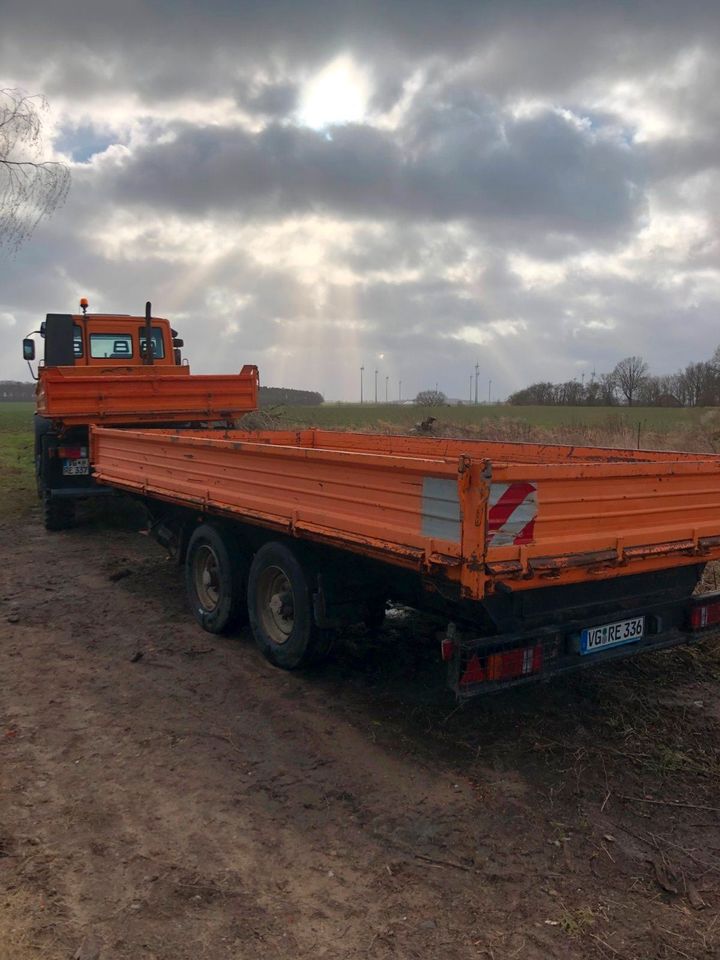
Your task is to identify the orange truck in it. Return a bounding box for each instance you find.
[26,303,720,698]
[24,300,257,529]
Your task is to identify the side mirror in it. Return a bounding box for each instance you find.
[172,338,184,348]
[23,338,35,361]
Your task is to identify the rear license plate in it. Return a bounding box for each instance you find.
[62,458,89,476]
[580,616,644,655]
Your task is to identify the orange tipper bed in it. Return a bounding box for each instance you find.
[90,426,720,600]
[37,364,259,426]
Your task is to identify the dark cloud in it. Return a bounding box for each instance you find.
[241,82,299,117]
[104,100,643,247]
[4,0,720,106]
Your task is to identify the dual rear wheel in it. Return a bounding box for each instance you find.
[185,525,333,669]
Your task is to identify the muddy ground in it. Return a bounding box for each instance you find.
[2,504,720,960]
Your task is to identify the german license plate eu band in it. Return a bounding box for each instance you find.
[62,458,90,476]
[580,616,644,655]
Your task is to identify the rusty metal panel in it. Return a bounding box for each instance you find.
[277,429,716,464]
[484,457,720,590]
[90,426,720,600]
[38,366,258,425]
[91,427,465,576]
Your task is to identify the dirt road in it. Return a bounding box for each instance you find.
[2,505,720,959]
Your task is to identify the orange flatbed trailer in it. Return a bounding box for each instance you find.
[90,426,720,696]
[91,426,720,597]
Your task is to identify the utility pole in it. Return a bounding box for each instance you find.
[385,375,389,402]
[360,365,364,404]
[374,369,378,404]
[474,362,480,404]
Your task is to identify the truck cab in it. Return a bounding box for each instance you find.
[24,299,258,531]
[28,310,181,369]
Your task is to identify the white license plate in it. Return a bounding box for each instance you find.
[62,458,90,476]
[580,616,645,655]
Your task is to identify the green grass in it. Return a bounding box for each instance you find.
[281,402,706,431]
[0,402,35,519]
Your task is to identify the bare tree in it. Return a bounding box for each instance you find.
[679,361,719,406]
[597,372,618,405]
[612,356,648,406]
[0,88,70,253]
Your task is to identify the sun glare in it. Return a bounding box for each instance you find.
[299,55,369,129]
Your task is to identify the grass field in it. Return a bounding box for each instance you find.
[280,401,720,452]
[281,402,706,430]
[0,402,34,519]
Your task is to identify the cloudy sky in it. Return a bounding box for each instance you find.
[2,0,719,401]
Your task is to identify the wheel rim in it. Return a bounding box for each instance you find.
[257,565,294,644]
[193,544,221,612]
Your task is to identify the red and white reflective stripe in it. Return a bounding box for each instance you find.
[487,482,537,546]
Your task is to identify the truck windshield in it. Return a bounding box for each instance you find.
[90,333,134,359]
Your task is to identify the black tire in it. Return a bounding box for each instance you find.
[43,492,75,531]
[185,524,248,634]
[363,597,387,632]
[247,541,333,669]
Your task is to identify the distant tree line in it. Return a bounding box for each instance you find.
[0,381,34,400]
[258,386,323,406]
[508,350,720,407]
[0,382,323,406]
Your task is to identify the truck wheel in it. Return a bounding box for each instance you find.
[185,524,247,634]
[43,493,75,531]
[363,597,387,632]
[248,541,333,669]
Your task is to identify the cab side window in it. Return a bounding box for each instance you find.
[73,324,84,358]
[139,328,166,359]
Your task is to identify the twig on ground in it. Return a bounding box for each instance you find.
[619,794,720,813]
[590,933,625,958]
[414,853,473,872]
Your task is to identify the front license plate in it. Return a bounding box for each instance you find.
[580,616,645,655]
[62,458,90,476]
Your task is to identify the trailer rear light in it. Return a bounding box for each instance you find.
[56,446,87,459]
[689,599,720,630]
[459,642,543,686]
[440,638,456,662]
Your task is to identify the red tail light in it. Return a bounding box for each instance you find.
[689,600,720,630]
[56,446,87,459]
[460,643,543,686]
[440,638,457,662]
